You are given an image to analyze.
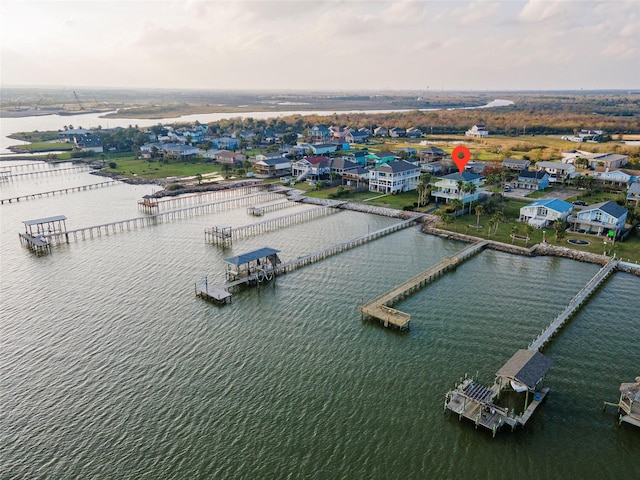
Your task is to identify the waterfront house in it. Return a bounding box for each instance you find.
[519,199,573,228]
[567,201,628,237]
[327,157,358,176]
[502,158,530,172]
[431,172,484,207]
[465,125,489,138]
[627,182,640,207]
[535,161,576,184]
[342,166,370,189]
[216,150,246,166]
[74,135,103,153]
[202,149,224,161]
[368,160,420,194]
[513,171,549,191]
[254,157,292,177]
[255,152,285,163]
[291,156,330,181]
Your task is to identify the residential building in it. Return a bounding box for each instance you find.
[366,151,396,166]
[211,137,239,150]
[216,151,246,166]
[345,130,369,143]
[592,168,640,187]
[561,150,629,169]
[255,152,285,163]
[373,126,388,137]
[431,172,484,206]
[418,146,445,163]
[502,158,530,172]
[535,161,576,183]
[519,199,573,228]
[567,201,628,237]
[254,157,292,177]
[344,151,368,165]
[291,156,330,181]
[308,125,331,143]
[627,183,640,207]
[368,160,421,194]
[513,171,549,191]
[342,166,370,188]
[406,127,423,138]
[389,127,406,138]
[465,125,489,138]
[310,143,337,155]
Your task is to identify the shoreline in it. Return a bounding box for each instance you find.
[297,195,640,276]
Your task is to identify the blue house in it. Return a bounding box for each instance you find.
[568,201,628,237]
[514,171,549,191]
[519,198,573,228]
[211,136,239,150]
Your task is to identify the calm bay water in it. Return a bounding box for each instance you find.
[1,167,639,479]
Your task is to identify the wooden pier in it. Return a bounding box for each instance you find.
[2,162,47,172]
[1,181,119,204]
[205,204,343,246]
[35,191,287,246]
[6,165,91,180]
[137,183,269,213]
[199,214,426,301]
[18,215,68,255]
[360,241,487,329]
[528,259,618,351]
[247,200,296,216]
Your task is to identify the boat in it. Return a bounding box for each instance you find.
[510,380,528,393]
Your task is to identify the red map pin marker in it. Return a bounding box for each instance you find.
[452,145,471,174]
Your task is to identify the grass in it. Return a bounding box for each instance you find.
[103,156,225,179]
[305,185,432,210]
[434,198,640,262]
[10,141,73,152]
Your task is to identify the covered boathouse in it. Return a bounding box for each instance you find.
[19,215,68,255]
[445,349,552,436]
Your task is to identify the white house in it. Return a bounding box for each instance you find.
[519,199,573,228]
[465,125,489,138]
[368,160,421,194]
[567,201,628,237]
[627,182,640,207]
[561,150,629,169]
[431,172,484,206]
[535,161,576,183]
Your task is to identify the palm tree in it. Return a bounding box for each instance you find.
[487,219,495,238]
[437,211,453,230]
[492,211,505,235]
[474,205,484,229]
[464,181,477,212]
[456,179,464,199]
[524,224,534,246]
[553,218,566,242]
[450,199,464,219]
[511,224,520,244]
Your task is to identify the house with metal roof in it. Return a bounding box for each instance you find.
[535,161,576,183]
[254,157,292,176]
[502,158,530,172]
[368,160,420,194]
[627,182,640,207]
[519,198,573,228]
[568,201,628,237]
[431,172,484,206]
[513,170,549,191]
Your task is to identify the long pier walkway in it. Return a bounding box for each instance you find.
[361,241,487,329]
[38,191,286,244]
[6,165,92,179]
[1,181,119,204]
[205,203,343,246]
[202,214,426,295]
[137,183,269,213]
[528,259,618,351]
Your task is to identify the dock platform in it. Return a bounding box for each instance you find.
[361,241,487,329]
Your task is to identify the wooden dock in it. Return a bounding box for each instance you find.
[528,259,618,351]
[195,277,233,304]
[1,181,119,204]
[361,241,487,329]
[205,203,344,246]
[36,191,286,245]
[247,200,296,216]
[137,183,269,213]
[204,214,426,300]
[6,165,91,179]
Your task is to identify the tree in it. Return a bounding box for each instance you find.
[474,205,484,228]
[437,211,453,230]
[450,199,464,225]
[456,179,464,199]
[553,218,566,242]
[282,132,298,145]
[491,211,505,235]
[511,224,520,244]
[487,218,495,238]
[524,224,534,246]
[196,173,203,185]
[464,181,477,212]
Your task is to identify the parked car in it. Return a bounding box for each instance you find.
[573,200,587,206]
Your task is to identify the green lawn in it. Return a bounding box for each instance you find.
[305,185,432,210]
[11,141,73,153]
[103,157,226,179]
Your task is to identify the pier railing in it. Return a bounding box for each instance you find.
[528,259,618,351]
[1,181,119,204]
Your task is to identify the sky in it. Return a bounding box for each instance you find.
[1,0,638,91]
